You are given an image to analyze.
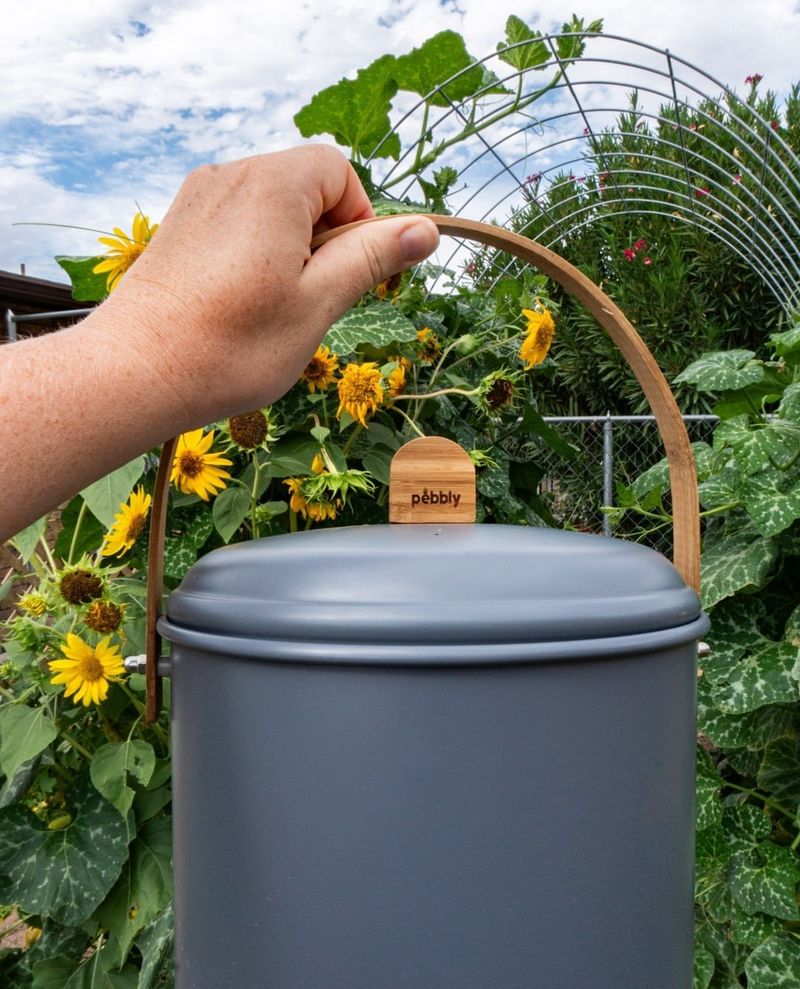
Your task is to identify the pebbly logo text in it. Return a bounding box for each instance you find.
[411,488,462,509]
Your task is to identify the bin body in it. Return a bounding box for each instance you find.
[160,524,708,989]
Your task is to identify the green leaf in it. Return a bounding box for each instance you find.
[556,16,603,62]
[676,350,763,392]
[79,458,146,529]
[55,256,108,302]
[729,843,800,920]
[0,779,128,925]
[695,748,722,832]
[744,933,800,986]
[9,515,47,563]
[521,402,579,459]
[54,495,105,562]
[715,416,798,475]
[362,446,394,486]
[693,946,715,989]
[293,54,401,159]
[770,325,800,361]
[740,469,800,537]
[729,903,783,946]
[90,740,156,819]
[33,953,138,988]
[700,529,778,609]
[778,381,800,422]
[721,804,773,853]
[94,817,172,969]
[758,738,800,808]
[212,485,252,543]
[163,510,214,583]
[710,642,799,715]
[370,198,427,216]
[394,30,485,106]
[135,903,174,989]
[0,705,57,781]
[497,15,549,72]
[322,302,419,353]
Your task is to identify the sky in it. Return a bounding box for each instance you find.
[3,0,800,283]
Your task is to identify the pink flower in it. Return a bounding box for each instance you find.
[623,248,636,261]
[695,187,710,198]
[583,127,589,136]
[745,73,763,85]
[525,173,541,185]
[733,174,741,185]
[633,238,647,252]
[465,262,476,276]
[643,256,653,266]
[771,120,779,130]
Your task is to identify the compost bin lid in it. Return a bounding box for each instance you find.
[161,525,703,661]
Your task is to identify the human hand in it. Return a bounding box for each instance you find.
[100,144,439,423]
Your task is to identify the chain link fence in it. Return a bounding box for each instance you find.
[531,415,719,555]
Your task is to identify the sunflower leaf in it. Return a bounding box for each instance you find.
[90,740,156,819]
[0,704,57,781]
[55,256,108,302]
[80,457,146,529]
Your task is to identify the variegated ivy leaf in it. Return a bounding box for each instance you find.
[695,748,722,832]
[729,842,800,920]
[0,779,128,926]
[740,469,800,537]
[757,738,800,809]
[322,302,419,355]
[729,904,783,947]
[692,947,714,989]
[700,529,778,609]
[721,803,772,853]
[714,416,798,476]
[697,677,753,748]
[785,604,800,651]
[676,350,763,392]
[710,642,799,715]
[778,381,800,422]
[632,441,716,500]
[744,933,800,987]
[770,325,800,360]
[698,466,743,510]
[702,596,766,684]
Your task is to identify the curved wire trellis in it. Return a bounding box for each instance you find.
[365,32,800,313]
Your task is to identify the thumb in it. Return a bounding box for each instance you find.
[303,215,439,315]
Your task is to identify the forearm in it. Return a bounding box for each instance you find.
[0,305,194,541]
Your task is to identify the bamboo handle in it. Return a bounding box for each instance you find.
[143,214,700,721]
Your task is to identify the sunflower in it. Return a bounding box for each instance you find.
[228,409,270,450]
[93,212,159,293]
[337,362,384,426]
[171,429,232,500]
[48,633,125,707]
[519,307,555,369]
[84,600,124,634]
[102,486,152,557]
[386,362,407,398]
[283,477,338,522]
[416,327,442,364]
[302,345,339,393]
[18,592,47,616]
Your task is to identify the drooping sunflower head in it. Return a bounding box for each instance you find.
[416,327,442,364]
[283,477,338,523]
[84,600,124,634]
[519,307,555,369]
[228,409,271,450]
[48,633,126,707]
[483,374,516,411]
[101,485,152,558]
[170,428,232,500]
[93,212,159,294]
[59,567,104,605]
[337,362,384,426]
[301,345,339,393]
[385,362,407,399]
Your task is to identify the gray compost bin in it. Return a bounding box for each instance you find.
[159,522,708,989]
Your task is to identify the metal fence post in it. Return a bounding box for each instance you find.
[602,414,614,537]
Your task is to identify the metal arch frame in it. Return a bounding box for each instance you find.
[363,31,800,314]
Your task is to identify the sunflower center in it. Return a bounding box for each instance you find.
[77,653,105,683]
[125,514,147,542]
[229,410,268,448]
[305,358,327,381]
[535,326,552,348]
[178,451,204,478]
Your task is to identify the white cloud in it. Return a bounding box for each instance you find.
[2,0,799,279]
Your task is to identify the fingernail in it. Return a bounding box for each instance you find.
[399,221,438,263]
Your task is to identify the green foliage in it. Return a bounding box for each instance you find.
[622,322,800,983]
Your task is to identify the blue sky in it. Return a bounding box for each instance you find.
[3,0,800,282]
